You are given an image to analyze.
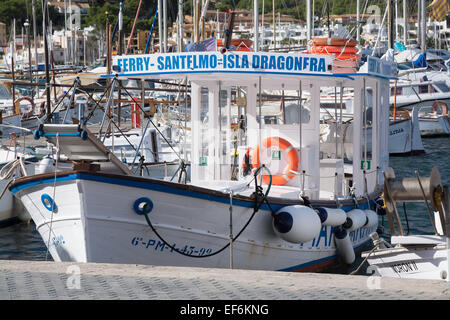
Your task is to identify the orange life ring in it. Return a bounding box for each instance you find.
[14,96,35,118]
[310,38,358,47]
[309,45,359,55]
[250,137,299,186]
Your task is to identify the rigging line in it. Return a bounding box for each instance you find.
[76,88,138,153]
[81,77,116,126]
[45,133,59,261]
[120,84,183,162]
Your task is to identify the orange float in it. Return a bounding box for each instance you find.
[309,45,359,55]
[250,137,299,186]
[310,38,358,47]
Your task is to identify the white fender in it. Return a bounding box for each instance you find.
[343,209,367,231]
[334,228,355,264]
[36,157,54,174]
[272,205,322,243]
[363,210,378,228]
[315,207,347,227]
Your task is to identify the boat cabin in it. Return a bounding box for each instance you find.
[107,51,396,201]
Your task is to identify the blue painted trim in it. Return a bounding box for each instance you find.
[44,133,81,137]
[344,72,398,80]
[101,70,354,80]
[11,172,372,212]
[278,237,372,271]
[11,174,78,195]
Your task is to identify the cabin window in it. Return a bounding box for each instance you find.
[434,83,450,93]
[418,85,428,94]
[390,86,402,96]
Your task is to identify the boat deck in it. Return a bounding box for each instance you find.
[0,260,448,300]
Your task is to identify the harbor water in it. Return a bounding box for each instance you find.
[1,137,449,274]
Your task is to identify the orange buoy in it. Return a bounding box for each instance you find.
[309,45,359,55]
[310,52,360,61]
[250,137,299,186]
[310,38,358,47]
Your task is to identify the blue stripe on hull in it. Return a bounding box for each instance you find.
[278,238,372,272]
[11,172,372,212]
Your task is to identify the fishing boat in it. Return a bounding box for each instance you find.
[0,126,36,225]
[9,50,396,271]
[391,76,450,137]
[318,87,425,156]
[362,167,450,281]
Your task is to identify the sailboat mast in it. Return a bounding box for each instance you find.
[41,0,51,121]
[32,0,39,97]
[272,0,276,49]
[307,0,311,41]
[178,0,184,52]
[254,0,259,52]
[163,0,167,51]
[387,0,394,49]
[403,0,408,46]
[158,0,163,52]
[420,0,426,53]
[357,0,361,43]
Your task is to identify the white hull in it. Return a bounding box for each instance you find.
[419,116,450,136]
[320,119,423,158]
[12,171,376,271]
[0,179,14,224]
[365,243,448,280]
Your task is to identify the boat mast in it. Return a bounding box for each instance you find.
[395,0,399,41]
[178,0,184,52]
[272,0,276,49]
[403,0,408,46]
[420,0,426,53]
[41,0,51,122]
[32,0,39,97]
[158,0,163,52]
[261,0,264,48]
[254,0,259,52]
[118,2,124,55]
[306,0,311,41]
[357,0,361,43]
[387,0,394,49]
[11,20,16,105]
[163,0,167,51]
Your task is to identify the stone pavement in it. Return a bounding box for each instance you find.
[0,260,448,300]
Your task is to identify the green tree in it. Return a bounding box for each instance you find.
[0,0,61,34]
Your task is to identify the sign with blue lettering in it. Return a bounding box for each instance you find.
[107,52,334,78]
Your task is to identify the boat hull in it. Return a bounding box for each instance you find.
[0,179,15,226]
[419,116,450,136]
[364,244,448,280]
[11,171,376,271]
